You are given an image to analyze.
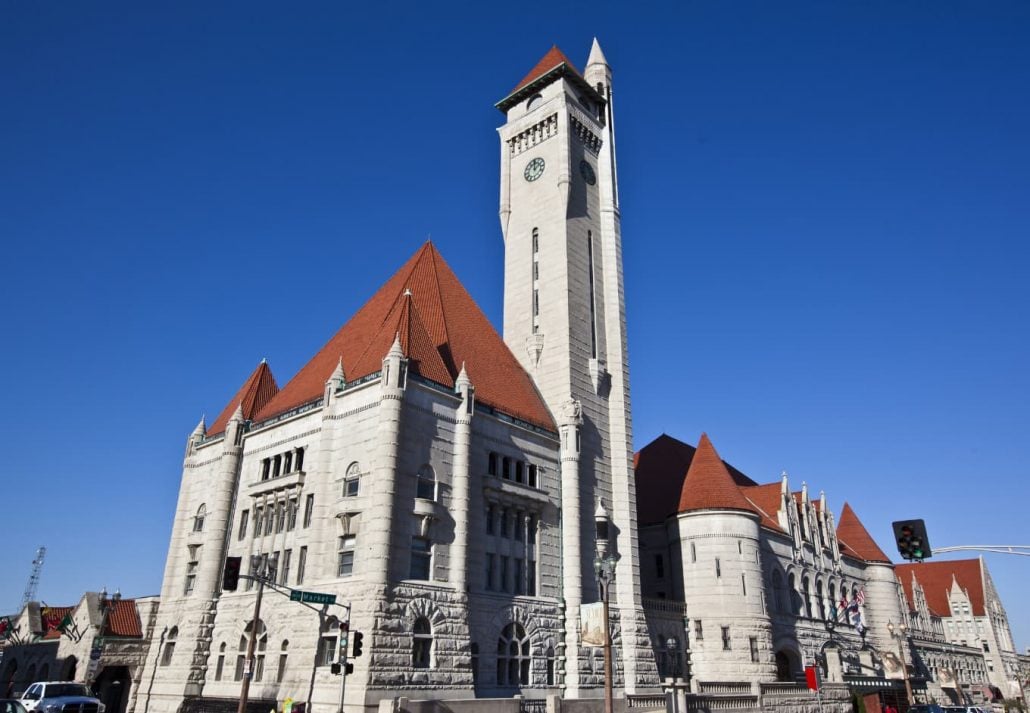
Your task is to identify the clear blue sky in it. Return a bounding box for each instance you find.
[2,1,1028,651]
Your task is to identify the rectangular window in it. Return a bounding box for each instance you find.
[297,546,307,585]
[345,478,359,497]
[184,561,197,595]
[410,537,432,580]
[742,573,747,596]
[238,510,249,541]
[275,501,286,533]
[303,494,314,528]
[715,558,721,578]
[268,551,280,583]
[691,542,696,563]
[488,452,498,476]
[528,464,537,488]
[264,507,274,536]
[655,554,665,579]
[338,535,356,577]
[527,558,536,596]
[486,505,495,535]
[317,636,337,667]
[261,459,270,480]
[295,447,305,472]
[253,506,263,537]
[486,553,495,590]
[286,497,298,531]
[694,620,703,641]
[515,511,525,540]
[515,558,524,595]
[281,549,292,585]
[283,451,293,474]
[500,555,510,593]
[234,655,245,681]
[722,626,731,650]
[749,637,759,662]
[500,509,510,538]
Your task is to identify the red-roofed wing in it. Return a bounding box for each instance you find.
[104,599,143,637]
[253,243,554,432]
[740,483,785,531]
[208,361,279,436]
[836,503,892,564]
[895,559,986,617]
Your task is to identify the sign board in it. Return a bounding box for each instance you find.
[580,602,605,647]
[90,647,102,661]
[85,658,99,682]
[289,590,337,605]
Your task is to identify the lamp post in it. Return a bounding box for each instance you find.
[887,620,914,707]
[594,502,616,713]
[238,556,273,713]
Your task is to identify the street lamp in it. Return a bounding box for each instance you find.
[887,620,914,706]
[594,502,616,713]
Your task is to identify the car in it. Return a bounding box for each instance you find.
[0,700,28,713]
[943,707,988,713]
[18,682,105,713]
[908,706,946,713]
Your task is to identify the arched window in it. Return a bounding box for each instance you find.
[161,627,178,666]
[816,580,826,620]
[829,582,837,619]
[502,457,512,480]
[772,571,785,613]
[546,645,556,685]
[488,452,499,476]
[242,621,268,682]
[344,461,361,497]
[496,623,530,687]
[788,574,801,615]
[412,617,432,669]
[801,577,813,618]
[277,640,289,683]
[193,504,206,532]
[215,642,226,681]
[416,464,436,501]
[235,636,247,681]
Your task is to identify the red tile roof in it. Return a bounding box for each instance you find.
[253,242,555,432]
[511,45,581,94]
[678,434,759,515]
[40,606,73,639]
[740,483,784,531]
[895,559,986,617]
[103,599,143,637]
[634,434,757,525]
[836,502,892,564]
[208,361,279,436]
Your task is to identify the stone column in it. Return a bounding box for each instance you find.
[558,398,583,696]
[450,366,474,593]
[364,336,407,588]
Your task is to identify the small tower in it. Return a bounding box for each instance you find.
[674,434,776,683]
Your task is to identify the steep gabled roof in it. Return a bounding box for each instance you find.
[207,360,279,436]
[895,559,986,617]
[836,502,892,564]
[496,44,604,112]
[678,434,758,515]
[253,242,554,432]
[634,434,757,525]
[104,599,143,637]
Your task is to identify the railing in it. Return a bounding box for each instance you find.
[759,682,809,696]
[686,694,759,711]
[696,682,753,695]
[518,700,546,713]
[643,597,688,615]
[628,693,669,709]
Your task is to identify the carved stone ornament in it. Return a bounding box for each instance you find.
[419,514,435,538]
[525,333,545,368]
[559,398,583,426]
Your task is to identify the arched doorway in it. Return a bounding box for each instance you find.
[775,649,801,682]
[62,656,77,682]
[1,657,17,697]
[93,666,131,713]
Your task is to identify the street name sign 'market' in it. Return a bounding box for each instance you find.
[289,590,337,605]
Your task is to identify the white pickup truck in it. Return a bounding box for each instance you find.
[19,682,105,713]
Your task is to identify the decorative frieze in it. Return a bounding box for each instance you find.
[570,114,602,156]
[508,113,558,156]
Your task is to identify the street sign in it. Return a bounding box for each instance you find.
[289,589,337,605]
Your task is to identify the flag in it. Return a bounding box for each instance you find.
[41,607,61,633]
[856,589,866,606]
[849,602,865,634]
[58,613,73,634]
[0,616,11,639]
[836,596,849,622]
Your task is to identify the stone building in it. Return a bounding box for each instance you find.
[140,41,659,713]
[896,558,1022,704]
[0,593,159,713]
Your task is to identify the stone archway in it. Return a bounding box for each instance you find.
[93,666,132,713]
[775,649,801,682]
[62,656,77,682]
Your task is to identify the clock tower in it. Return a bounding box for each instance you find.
[496,40,658,694]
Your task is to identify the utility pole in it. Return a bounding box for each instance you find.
[238,557,270,713]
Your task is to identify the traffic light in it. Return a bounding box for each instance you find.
[352,631,364,658]
[222,556,242,591]
[339,622,349,658]
[344,663,354,675]
[892,519,932,561]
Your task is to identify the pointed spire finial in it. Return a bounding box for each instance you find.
[229,402,245,423]
[388,331,404,359]
[587,37,609,68]
[329,356,345,384]
[455,361,471,390]
[261,357,267,364]
[192,416,206,437]
[403,288,413,298]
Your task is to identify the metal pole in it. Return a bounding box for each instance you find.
[899,637,913,707]
[338,619,350,713]
[602,575,613,713]
[238,570,266,713]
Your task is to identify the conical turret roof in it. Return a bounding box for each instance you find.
[253,242,554,431]
[208,360,279,436]
[836,502,891,564]
[677,434,757,514]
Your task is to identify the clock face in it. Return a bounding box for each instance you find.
[579,160,596,186]
[524,157,545,182]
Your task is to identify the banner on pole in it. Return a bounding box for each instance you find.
[580,603,605,647]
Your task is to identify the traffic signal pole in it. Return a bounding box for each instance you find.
[237,571,266,713]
